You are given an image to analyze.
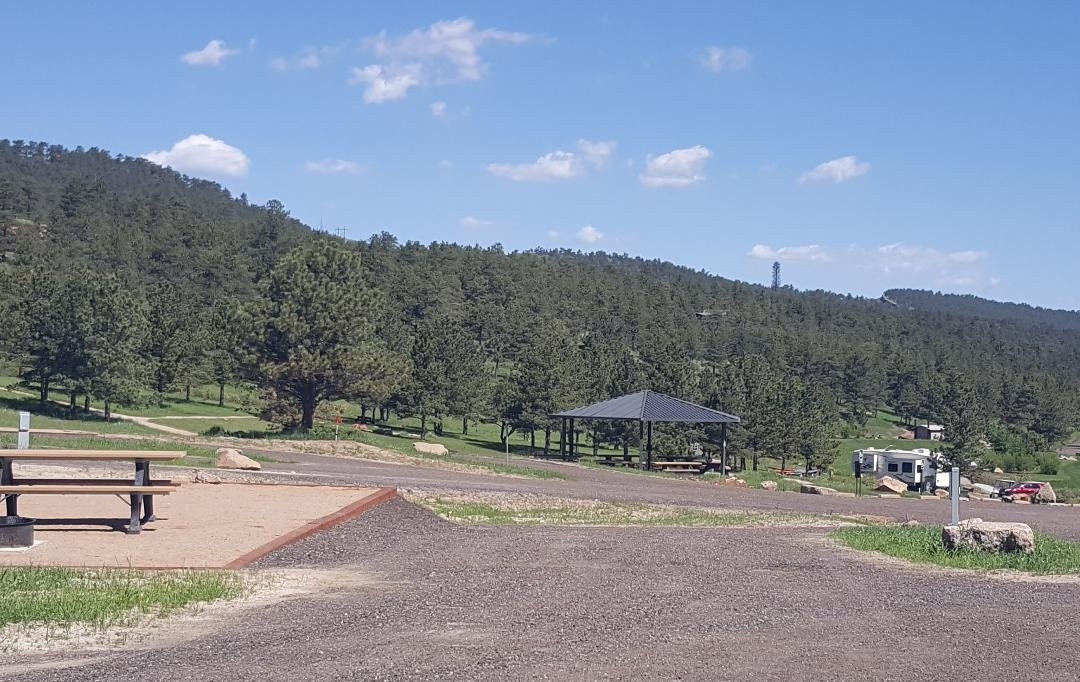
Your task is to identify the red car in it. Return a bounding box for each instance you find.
[1002,481,1044,497]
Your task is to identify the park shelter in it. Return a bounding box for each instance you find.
[551,390,740,469]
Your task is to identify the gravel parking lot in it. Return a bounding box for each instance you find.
[9,496,1080,681]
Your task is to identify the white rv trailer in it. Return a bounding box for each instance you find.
[852,448,941,491]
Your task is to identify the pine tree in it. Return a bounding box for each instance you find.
[240,243,391,431]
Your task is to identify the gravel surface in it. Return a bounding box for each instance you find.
[252,447,1080,539]
[8,497,1080,681]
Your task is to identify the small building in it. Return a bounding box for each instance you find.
[914,424,944,441]
[853,448,941,491]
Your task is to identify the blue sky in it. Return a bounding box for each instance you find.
[3,2,1078,308]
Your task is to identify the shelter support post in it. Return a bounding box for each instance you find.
[560,418,567,460]
[646,421,653,470]
[569,418,576,460]
[721,422,728,475]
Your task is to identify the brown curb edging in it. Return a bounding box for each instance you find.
[224,486,397,569]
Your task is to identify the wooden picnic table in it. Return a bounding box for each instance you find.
[0,450,183,533]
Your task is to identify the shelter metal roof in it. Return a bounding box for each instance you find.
[551,390,740,424]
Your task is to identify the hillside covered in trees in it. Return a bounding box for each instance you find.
[1,140,1077,471]
[885,289,1080,332]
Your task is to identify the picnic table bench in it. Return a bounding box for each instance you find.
[0,450,183,533]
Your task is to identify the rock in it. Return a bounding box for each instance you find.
[718,476,747,487]
[760,480,778,491]
[800,483,838,496]
[942,519,1035,554]
[934,489,949,499]
[874,475,908,494]
[993,467,1004,474]
[1004,492,1031,504]
[1034,482,1057,504]
[898,430,914,440]
[214,447,261,470]
[413,442,449,455]
[393,430,422,439]
[193,470,222,484]
[900,520,921,527]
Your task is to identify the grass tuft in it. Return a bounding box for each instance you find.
[0,567,244,627]
[412,494,868,527]
[832,525,1080,574]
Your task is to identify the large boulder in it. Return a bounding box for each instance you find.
[413,441,449,455]
[800,483,838,496]
[1034,482,1057,504]
[215,447,261,470]
[874,476,908,494]
[942,519,1035,554]
[760,480,778,491]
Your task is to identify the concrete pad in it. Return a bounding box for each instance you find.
[0,483,390,568]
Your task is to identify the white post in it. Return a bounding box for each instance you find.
[17,411,30,450]
[949,466,960,525]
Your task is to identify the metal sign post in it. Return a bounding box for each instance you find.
[950,466,960,525]
[17,411,30,450]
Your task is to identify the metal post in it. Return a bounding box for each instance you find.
[720,422,728,474]
[17,411,30,450]
[568,419,575,460]
[646,421,653,470]
[950,466,960,525]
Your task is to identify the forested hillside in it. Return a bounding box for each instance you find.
[0,139,317,301]
[0,140,1076,470]
[885,289,1080,332]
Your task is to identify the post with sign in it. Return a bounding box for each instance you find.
[950,466,960,525]
[18,411,30,450]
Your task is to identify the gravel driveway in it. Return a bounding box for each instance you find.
[8,497,1080,681]
[253,447,1080,539]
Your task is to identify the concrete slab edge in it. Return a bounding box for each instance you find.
[224,486,398,569]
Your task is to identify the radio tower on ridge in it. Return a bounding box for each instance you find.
[771,261,781,290]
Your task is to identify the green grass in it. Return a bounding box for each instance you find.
[0,389,158,436]
[0,435,275,467]
[415,495,866,527]
[146,417,277,435]
[0,567,243,627]
[860,408,909,438]
[832,525,1080,574]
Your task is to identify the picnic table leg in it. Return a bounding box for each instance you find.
[135,460,155,523]
[1,458,16,516]
[127,494,142,534]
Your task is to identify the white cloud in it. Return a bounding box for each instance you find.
[639,145,711,188]
[864,243,989,274]
[460,215,492,228]
[799,155,870,184]
[430,100,447,117]
[701,46,751,73]
[271,44,346,72]
[487,139,616,182]
[437,159,453,168]
[488,150,581,182]
[577,139,616,168]
[181,40,240,67]
[749,241,993,289]
[546,230,561,241]
[576,225,603,244]
[348,64,423,103]
[303,158,361,174]
[142,134,249,178]
[748,244,831,263]
[351,18,538,103]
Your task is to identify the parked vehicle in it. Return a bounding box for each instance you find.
[1001,481,1044,497]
